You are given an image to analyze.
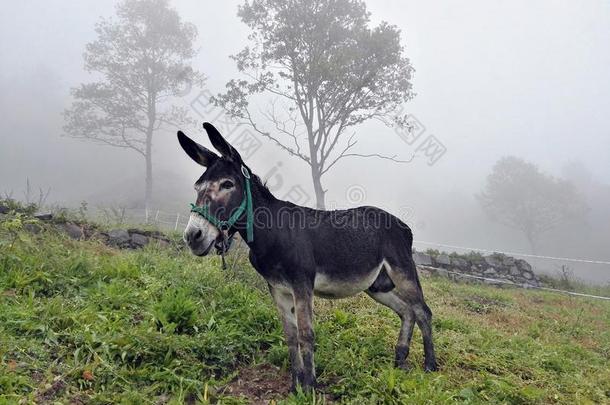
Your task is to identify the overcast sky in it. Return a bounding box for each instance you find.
[2,1,608,184]
[1,0,609,280]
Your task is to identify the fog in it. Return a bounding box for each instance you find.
[1,0,609,282]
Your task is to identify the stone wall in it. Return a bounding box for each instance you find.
[413,250,540,288]
[7,210,176,250]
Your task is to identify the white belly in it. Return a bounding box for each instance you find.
[313,261,385,299]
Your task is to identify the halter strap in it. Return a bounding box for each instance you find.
[189,165,254,243]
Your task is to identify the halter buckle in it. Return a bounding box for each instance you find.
[241,165,251,179]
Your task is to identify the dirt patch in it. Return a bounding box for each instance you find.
[223,363,292,404]
[35,376,66,403]
[69,393,89,405]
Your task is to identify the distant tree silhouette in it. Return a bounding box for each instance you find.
[214,0,415,208]
[477,156,587,254]
[64,0,203,209]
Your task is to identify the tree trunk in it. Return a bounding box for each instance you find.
[145,89,156,212]
[307,136,325,209]
[311,167,326,209]
[525,230,537,255]
[144,130,153,212]
[303,117,326,209]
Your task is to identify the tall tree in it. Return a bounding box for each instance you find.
[477,156,587,254]
[214,0,414,208]
[64,0,203,209]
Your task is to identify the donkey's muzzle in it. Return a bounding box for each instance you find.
[184,227,214,256]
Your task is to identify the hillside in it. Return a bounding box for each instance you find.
[1,214,609,404]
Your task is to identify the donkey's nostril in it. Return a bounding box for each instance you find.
[193,229,203,240]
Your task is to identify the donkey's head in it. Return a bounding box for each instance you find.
[178,122,249,256]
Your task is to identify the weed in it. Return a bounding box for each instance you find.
[154,288,198,334]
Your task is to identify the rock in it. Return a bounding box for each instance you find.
[522,271,533,280]
[90,231,109,244]
[413,252,432,266]
[107,229,131,246]
[130,233,149,248]
[483,268,497,277]
[502,256,515,266]
[516,259,532,272]
[450,257,468,269]
[509,266,520,276]
[59,223,84,240]
[435,254,451,266]
[34,212,53,221]
[153,238,170,249]
[24,223,42,234]
[484,255,502,267]
[0,204,9,214]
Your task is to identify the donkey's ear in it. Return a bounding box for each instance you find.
[203,122,241,161]
[177,131,218,167]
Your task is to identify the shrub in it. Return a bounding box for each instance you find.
[154,288,198,334]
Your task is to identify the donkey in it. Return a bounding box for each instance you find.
[178,122,437,391]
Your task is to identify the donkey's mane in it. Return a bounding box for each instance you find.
[248,166,276,201]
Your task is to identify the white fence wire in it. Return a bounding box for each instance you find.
[94,207,191,231]
[413,241,610,266]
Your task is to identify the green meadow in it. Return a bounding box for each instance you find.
[1,214,609,404]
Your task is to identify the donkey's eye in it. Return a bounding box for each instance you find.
[220,180,234,190]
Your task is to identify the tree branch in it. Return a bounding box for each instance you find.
[260,100,306,159]
[243,108,311,164]
[322,132,414,175]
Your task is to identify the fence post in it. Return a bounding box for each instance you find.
[175,213,180,231]
[145,209,149,224]
[154,210,160,224]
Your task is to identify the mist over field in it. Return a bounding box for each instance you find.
[1,0,609,282]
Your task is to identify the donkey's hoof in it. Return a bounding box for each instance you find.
[291,383,316,394]
[424,362,438,372]
[394,360,410,371]
[291,376,317,394]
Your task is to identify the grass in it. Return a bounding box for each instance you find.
[0,215,609,404]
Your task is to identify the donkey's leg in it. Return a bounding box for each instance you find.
[366,290,415,369]
[293,287,316,390]
[268,284,303,389]
[411,300,438,371]
[385,262,438,372]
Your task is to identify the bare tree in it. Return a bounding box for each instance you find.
[64,0,203,209]
[214,0,415,208]
[477,156,588,254]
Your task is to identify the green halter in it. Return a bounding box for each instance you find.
[190,165,254,243]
